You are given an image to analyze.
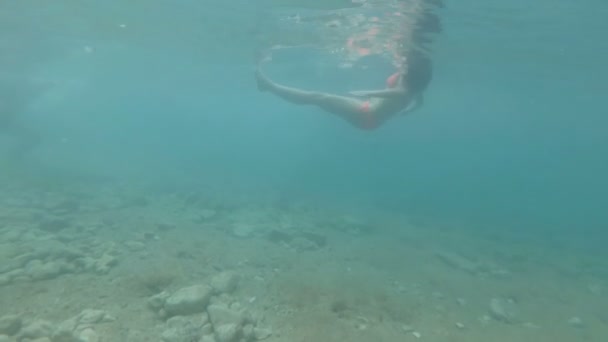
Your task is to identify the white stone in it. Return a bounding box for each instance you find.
[200,324,213,336]
[29,338,52,342]
[210,272,239,294]
[18,320,53,340]
[567,316,584,328]
[164,285,213,316]
[26,260,64,280]
[77,328,99,342]
[401,325,414,333]
[489,298,516,323]
[253,327,272,340]
[51,330,77,342]
[0,314,21,335]
[160,328,181,342]
[77,309,115,324]
[165,315,206,330]
[207,304,247,327]
[242,324,254,341]
[232,223,256,238]
[94,254,118,274]
[200,335,216,342]
[124,241,146,252]
[214,324,240,342]
[148,291,170,310]
[162,314,207,341]
[200,209,217,220]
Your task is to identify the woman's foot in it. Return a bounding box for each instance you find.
[255,68,272,92]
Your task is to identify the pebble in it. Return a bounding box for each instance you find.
[200,335,217,342]
[200,209,217,220]
[29,338,52,342]
[210,271,239,294]
[124,241,146,252]
[489,297,516,323]
[0,315,21,335]
[567,316,584,328]
[253,327,272,340]
[214,324,239,342]
[164,285,214,317]
[588,284,603,295]
[18,320,53,340]
[207,304,247,327]
[412,331,422,338]
[78,309,115,324]
[401,325,414,333]
[78,328,100,342]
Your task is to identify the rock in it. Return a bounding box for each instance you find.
[77,309,115,324]
[18,320,53,340]
[253,327,272,340]
[148,291,170,311]
[489,298,517,323]
[588,283,603,295]
[435,251,481,275]
[297,232,327,249]
[214,324,240,342]
[25,260,65,280]
[0,334,10,342]
[51,318,78,342]
[77,328,99,342]
[161,328,191,342]
[200,324,213,336]
[288,237,319,252]
[207,304,248,327]
[165,315,208,330]
[29,338,52,342]
[38,218,70,232]
[0,314,21,335]
[200,209,217,220]
[401,325,414,333]
[124,241,146,252]
[242,325,254,341]
[567,316,584,328]
[232,223,256,238]
[0,275,10,286]
[51,329,77,342]
[94,253,117,274]
[164,285,214,317]
[210,272,239,294]
[161,316,206,342]
[200,335,216,342]
[51,309,113,342]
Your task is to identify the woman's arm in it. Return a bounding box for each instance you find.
[349,88,407,99]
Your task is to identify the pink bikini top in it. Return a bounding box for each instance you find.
[386,72,401,88]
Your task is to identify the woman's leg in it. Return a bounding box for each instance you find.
[256,69,381,130]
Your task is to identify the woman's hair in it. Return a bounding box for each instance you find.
[405,52,432,93]
[396,0,441,93]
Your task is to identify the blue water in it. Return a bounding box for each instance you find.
[2,1,606,238]
[1,1,608,341]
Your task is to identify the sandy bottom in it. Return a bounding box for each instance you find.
[0,177,606,342]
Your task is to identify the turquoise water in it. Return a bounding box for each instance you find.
[1,1,607,341]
